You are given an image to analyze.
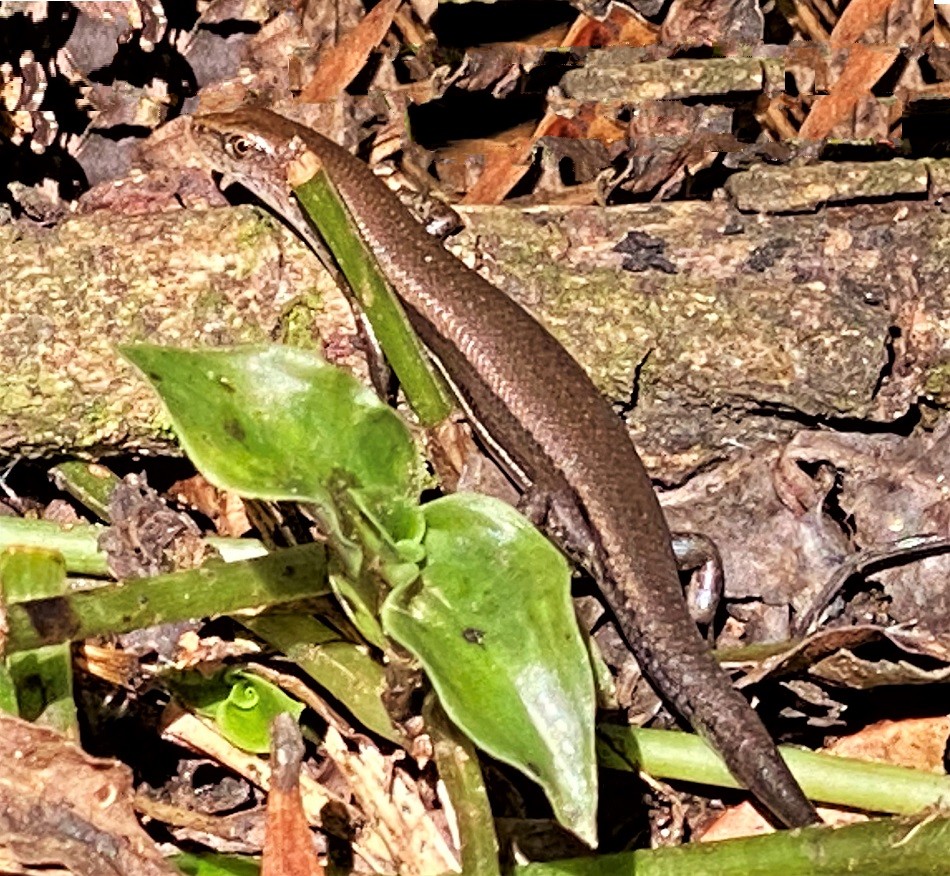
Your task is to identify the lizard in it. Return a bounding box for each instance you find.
[188,106,819,828]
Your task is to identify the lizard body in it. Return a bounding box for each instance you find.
[189,107,818,828]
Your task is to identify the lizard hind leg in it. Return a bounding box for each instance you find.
[524,486,725,638]
[671,532,724,639]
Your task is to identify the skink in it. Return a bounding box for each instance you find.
[189,107,819,829]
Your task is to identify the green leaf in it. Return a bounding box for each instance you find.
[242,613,402,744]
[173,851,260,875]
[326,570,387,650]
[349,490,426,563]
[381,493,598,846]
[120,345,422,506]
[1,548,77,734]
[329,491,426,646]
[0,664,17,716]
[170,668,304,754]
[0,547,67,603]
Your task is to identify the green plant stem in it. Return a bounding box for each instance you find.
[424,694,501,876]
[49,460,118,521]
[0,516,267,577]
[293,169,454,426]
[2,547,77,735]
[599,725,950,817]
[1,515,400,744]
[516,815,950,876]
[5,543,328,653]
[9,512,947,822]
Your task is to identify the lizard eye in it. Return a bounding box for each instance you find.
[224,134,253,159]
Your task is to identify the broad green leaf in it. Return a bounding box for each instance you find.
[349,490,426,563]
[381,493,597,846]
[120,345,422,506]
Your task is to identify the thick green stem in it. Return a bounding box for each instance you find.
[293,167,454,426]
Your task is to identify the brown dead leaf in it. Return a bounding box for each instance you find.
[84,79,171,131]
[168,474,251,538]
[776,425,950,628]
[563,5,659,48]
[798,0,920,140]
[798,44,898,140]
[428,120,530,193]
[262,714,324,876]
[299,0,401,103]
[735,625,948,688]
[888,628,950,663]
[0,714,176,875]
[79,642,142,688]
[159,705,396,872]
[811,647,950,688]
[938,8,950,46]
[173,631,261,668]
[661,0,764,48]
[458,132,535,205]
[1,50,57,152]
[100,474,214,580]
[460,108,596,205]
[616,101,734,197]
[447,43,547,98]
[832,0,914,44]
[828,716,950,772]
[698,800,860,841]
[453,8,657,204]
[544,104,626,149]
[199,0,276,25]
[321,726,460,874]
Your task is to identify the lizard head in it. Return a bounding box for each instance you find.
[188,107,327,254]
[188,107,311,221]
